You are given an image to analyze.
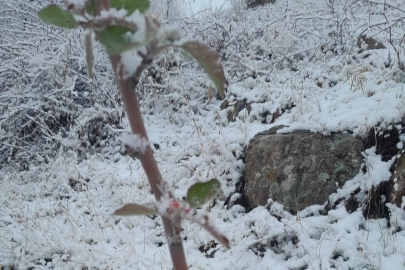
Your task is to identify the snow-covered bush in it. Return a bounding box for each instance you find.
[0,0,123,170]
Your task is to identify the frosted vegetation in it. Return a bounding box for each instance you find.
[1,0,405,269]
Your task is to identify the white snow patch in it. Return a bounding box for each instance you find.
[120,51,139,78]
[329,147,393,203]
[121,133,149,155]
[100,8,128,19]
[126,10,146,44]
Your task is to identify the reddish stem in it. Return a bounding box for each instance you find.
[95,1,188,269]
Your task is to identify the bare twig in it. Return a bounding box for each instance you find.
[364,0,405,14]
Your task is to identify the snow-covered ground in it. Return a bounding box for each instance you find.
[1,0,405,269]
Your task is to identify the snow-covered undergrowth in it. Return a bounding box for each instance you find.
[1,0,405,269]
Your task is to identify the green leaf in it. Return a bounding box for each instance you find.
[114,203,158,216]
[38,4,77,29]
[99,25,141,55]
[84,32,94,78]
[181,41,226,99]
[110,0,150,15]
[186,179,221,208]
[84,0,96,16]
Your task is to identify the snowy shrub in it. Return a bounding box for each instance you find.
[0,0,123,170]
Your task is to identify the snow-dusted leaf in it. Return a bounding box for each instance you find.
[181,41,225,99]
[191,214,230,248]
[186,179,220,208]
[110,0,150,15]
[38,4,77,29]
[84,32,94,78]
[114,203,158,216]
[99,26,141,55]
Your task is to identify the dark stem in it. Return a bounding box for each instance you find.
[95,1,188,269]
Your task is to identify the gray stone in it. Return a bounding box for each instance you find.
[244,126,363,214]
[247,0,276,9]
[357,35,386,53]
[387,153,405,208]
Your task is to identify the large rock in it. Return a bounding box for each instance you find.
[244,126,363,214]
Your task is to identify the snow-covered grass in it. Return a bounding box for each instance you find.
[1,148,404,269]
[1,0,405,269]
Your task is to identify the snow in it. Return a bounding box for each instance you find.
[120,51,140,78]
[126,10,147,44]
[328,147,394,204]
[2,0,405,269]
[99,8,128,19]
[121,133,149,155]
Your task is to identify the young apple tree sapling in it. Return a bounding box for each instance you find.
[37,1,229,269]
